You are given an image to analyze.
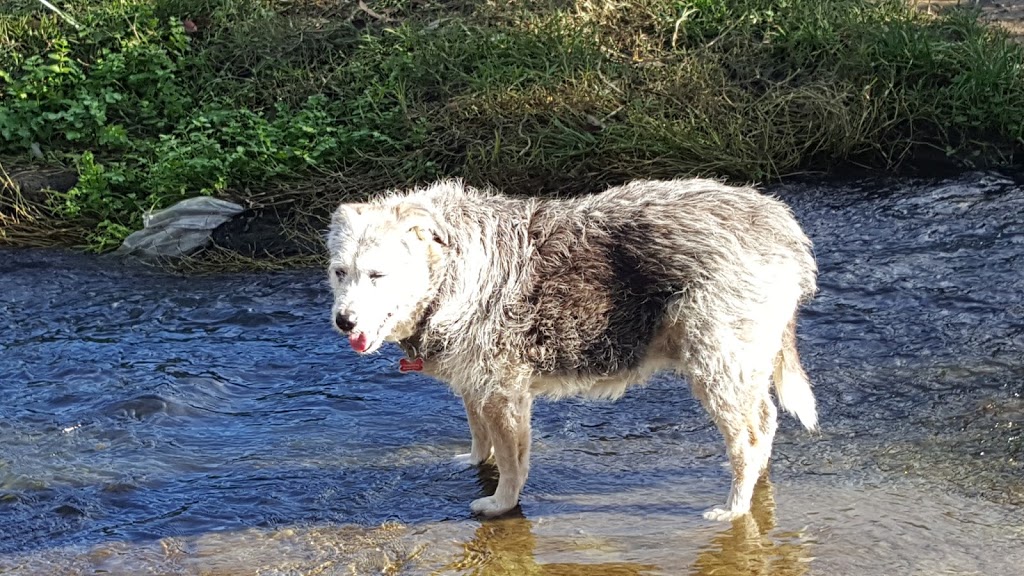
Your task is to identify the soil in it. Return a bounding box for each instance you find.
[921,0,1024,41]
[2,167,77,205]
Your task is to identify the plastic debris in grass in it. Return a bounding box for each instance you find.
[116,196,244,259]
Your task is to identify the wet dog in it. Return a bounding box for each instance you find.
[326,178,818,520]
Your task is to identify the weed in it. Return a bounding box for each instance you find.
[1,0,1022,253]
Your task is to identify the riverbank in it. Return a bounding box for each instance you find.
[2,0,1023,264]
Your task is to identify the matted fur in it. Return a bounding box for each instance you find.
[326,178,818,521]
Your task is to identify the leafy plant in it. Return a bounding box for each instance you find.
[1,0,1022,253]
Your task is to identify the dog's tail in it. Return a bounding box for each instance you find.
[773,316,818,431]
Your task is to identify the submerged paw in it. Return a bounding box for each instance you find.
[470,496,516,517]
[453,453,482,467]
[703,507,749,522]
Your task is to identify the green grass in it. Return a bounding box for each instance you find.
[2,0,1023,253]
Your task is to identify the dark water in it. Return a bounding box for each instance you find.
[1,172,1023,575]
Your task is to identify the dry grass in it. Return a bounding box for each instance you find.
[2,0,1023,268]
[0,161,86,248]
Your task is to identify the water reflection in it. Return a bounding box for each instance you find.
[440,470,811,576]
[443,514,659,575]
[690,479,811,576]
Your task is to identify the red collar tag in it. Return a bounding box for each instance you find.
[399,357,424,373]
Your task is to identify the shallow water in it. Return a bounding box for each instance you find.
[1,171,1023,575]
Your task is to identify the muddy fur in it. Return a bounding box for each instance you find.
[326,178,818,520]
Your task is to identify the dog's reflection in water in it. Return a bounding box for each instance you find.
[691,478,813,576]
[442,512,657,576]
[442,475,811,576]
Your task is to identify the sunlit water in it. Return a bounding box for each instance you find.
[1,172,1023,575]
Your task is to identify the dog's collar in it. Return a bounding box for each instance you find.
[397,332,427,374]
[397,336,424,360]
[397,299,438,361]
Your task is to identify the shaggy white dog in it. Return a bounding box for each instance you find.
[327,178,818,521]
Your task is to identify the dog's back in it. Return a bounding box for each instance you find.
[442,179,817,387]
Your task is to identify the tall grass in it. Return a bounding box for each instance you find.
[1,0,1022,252]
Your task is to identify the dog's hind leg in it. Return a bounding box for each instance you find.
[757,392,778,477]
[469,391,533,517]
[691,361,776,522]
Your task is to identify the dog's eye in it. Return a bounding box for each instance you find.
[368,271,385,281]
[332,268,348,281]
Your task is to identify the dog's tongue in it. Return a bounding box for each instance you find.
[349,332,369,353]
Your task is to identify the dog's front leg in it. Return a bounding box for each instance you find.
[469,391,533,517]
[454,394,493,466]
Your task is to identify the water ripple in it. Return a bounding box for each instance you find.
[1,171,1023,573]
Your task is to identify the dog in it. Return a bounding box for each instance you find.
[326,178,818,521]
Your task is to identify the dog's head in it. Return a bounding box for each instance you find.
[326,198,450,355]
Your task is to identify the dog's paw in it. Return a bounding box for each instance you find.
[703,507,750,522]
[470,496,517,517]
[453,453,486,467]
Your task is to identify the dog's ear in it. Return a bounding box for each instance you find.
[327,203,364,252]
[331,203,364,225]
[394,203,450,248]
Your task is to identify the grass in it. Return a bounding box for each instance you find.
[1,0,1023,256]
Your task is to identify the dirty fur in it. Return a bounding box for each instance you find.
[326,178,818,520]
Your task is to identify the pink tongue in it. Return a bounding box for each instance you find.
[349,332,369,353]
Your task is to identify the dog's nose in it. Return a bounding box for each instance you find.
[334,312,355,333]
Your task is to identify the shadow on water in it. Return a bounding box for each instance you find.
[2,171,1024,574]
[0,461,813,575]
